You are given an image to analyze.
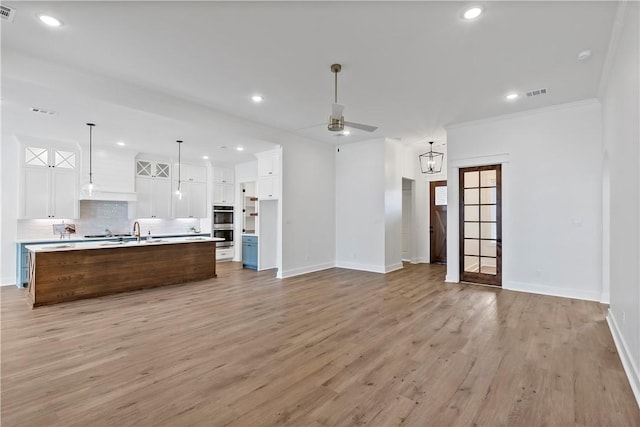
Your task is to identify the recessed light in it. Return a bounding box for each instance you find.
[202,155,209,160]
[251,95,264,103]
[463,6,483,20]
[116,141,125,146]
[236,146,244,151]
[505,92,519,100]
[577,50,592,61]
[38,14,63,27]
[342,130,351,136]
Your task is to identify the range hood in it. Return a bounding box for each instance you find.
[79,189,137,202]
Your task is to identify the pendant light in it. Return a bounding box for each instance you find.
[86,123,96,195]
[175,140,183,200]
[419,141,444,174]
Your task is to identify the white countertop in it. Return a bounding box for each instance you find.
[17,233,210,244]
[25,236,224,253]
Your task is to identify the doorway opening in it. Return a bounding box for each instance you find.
[430,180,448,264]
[459,165,502,286]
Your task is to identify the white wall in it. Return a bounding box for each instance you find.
[1,135,20,285]
[446,100,603,302]
[600,1,640,404]
[384,139,404,272]
[279,139,335,278]
[335,139,386,272]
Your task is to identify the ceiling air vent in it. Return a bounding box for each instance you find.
[30,107,57,116]
[0,5,16,22]
[526,88,548,97]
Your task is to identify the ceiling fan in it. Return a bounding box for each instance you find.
[328,64,378,133]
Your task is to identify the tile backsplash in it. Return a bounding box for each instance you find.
[17,201,206,240]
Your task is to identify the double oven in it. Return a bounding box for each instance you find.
[212,205,234,247]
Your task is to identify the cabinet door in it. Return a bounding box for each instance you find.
[222,168,235,184]
[189,181,207,218]
[51,169,77,218]
[172,180,190,218]
[212,182,224,203]
[222,184,234,204]
[213,167,234,184]
[23,167,50,218]
[154,179,172,218]
[258,176,279,200]
[136,178,154,218]
[189,165,207,182]
[258,157,274,177]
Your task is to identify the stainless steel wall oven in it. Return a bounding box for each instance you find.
[212,205,234,247]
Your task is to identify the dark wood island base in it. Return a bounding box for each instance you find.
[27,241,217,307]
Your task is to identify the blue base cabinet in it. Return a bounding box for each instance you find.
[242,235,258,270]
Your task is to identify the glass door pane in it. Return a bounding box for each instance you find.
[459,165,501,286]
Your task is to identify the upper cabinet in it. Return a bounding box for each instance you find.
[173,163,207,218]
[212,166,235,205]
[134,159,172,218]
[213,167,235,185]
[21,145,78,219]
[256,150,281,200]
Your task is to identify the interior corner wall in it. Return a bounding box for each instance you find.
[280,139,335,278]
[600,0,640,403]
[335,139,386,272]
[446,100,603,301]
[384,139,403,272]
[1,134,20,285]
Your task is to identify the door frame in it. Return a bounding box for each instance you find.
[459,165,502,286]
[429,180,447,264]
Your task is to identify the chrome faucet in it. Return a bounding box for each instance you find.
[133,221,141,243]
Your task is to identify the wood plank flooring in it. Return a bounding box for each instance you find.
[2,262,638,426]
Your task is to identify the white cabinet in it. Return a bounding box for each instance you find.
[173,163,208,218]
[173,181,207,218]
[135,159,172,218]
[213,167,234,184]
[257,175,279,200]
[136,177,172,218]
[256,150,281,200]
[258,154,279,177]
[21,145,78,219]
[212,182,235,204]
[212,166,235,205]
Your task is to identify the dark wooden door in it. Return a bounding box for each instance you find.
[459,165,502,286]
[430,180,447,264]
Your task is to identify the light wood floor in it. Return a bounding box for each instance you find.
[2,262,638,426]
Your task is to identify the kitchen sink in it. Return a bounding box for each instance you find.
[144,239,167,244]
[185,237,206,241]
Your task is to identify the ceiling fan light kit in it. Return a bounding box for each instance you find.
[419,141,444,174]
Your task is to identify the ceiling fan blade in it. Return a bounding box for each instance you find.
[331,103,344,120]
[344,121,378,132]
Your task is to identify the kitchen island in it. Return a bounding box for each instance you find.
[25,237,223,307]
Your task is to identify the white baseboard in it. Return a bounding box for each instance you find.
[1,276,16,286]
[385,262,403,273]
[412,257,428,264]
[504,280,601,302]
[445,274,458,283]
[278,262,335,279]
[335,261,387,274]
[600,291,610,304]
[607,310,640,408]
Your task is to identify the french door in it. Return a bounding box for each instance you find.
[459,165,502,286]
[430,180,447,264]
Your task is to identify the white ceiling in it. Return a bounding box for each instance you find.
[1,1,617,163]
